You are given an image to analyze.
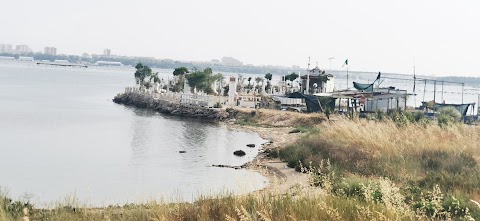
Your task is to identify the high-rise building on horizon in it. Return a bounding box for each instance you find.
[103,49,111,57]
[44,47,57,56]
[0,44,13,53]
[15,45,31,54]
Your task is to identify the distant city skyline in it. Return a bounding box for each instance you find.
[2,0,480,76]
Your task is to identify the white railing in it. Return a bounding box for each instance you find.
[180,94,229,107]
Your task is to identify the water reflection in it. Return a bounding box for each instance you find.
[0,64,268,206]
[129,109,153,166]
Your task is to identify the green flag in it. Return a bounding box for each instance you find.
[342,59,348,67]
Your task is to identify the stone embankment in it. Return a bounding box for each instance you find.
[113,92,229,120]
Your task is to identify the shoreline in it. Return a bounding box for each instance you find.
[113,91,316,196]
[225,123,312,196]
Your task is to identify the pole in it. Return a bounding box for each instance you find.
[346,66,349,89]
[441,81,444,102]
[413,66,416,108]
[298,71,301,93]
[433,80,436,104]
[423,79,427,103]
[329,57,334,76]
[462,83,465,104]
[307,57,311,94]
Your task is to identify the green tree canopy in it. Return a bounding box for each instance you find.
[149,72,160,83]
[134,62,153,84]
[173,67,189,76]
[185,68,224,94]
[265,73,273,81]
[288,72,299,81]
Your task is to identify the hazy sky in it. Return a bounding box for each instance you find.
[2,0,479,76]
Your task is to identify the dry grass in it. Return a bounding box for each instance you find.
[231,108,326,128]
[279,117,480,219]
[321,118,480,157]
[1,191,427,221]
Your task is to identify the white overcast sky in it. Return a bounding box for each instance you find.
[1,0,479,76]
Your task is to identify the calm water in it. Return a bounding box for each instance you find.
[0,62,267,207]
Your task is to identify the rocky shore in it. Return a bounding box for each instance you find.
[113,92,229,120]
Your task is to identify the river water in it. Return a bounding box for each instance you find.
[0,62,268,207]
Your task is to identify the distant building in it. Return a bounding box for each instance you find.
[15,45,31,54]
[0,44,13,53]
[18,56,34,61]
[221,57,243,66]
[103,49,111,57]
[95,61,122,66]
[301,66,335,94]
[0,56,15,60]
[44,47,57,55]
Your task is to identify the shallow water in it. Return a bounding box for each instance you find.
[0,62,267,207]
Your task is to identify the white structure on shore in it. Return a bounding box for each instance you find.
[227,76,237,106]
[18,56,34,61]
[0,56,15,60]
[95,61,122,66]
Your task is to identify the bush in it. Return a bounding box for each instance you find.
[279,145,313,171]
[268,149,279,158]
[375,110,386,121]
[213,102,222,108]
[437,106,461,127]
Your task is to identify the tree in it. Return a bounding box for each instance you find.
[288,72,299,81]
[171,67,190,92]
[265,73,273,92]
[173,67,189,76]
[185,68,224,94]
[134,62,153,85]
[265,73,273,81]
[255,77,264,92]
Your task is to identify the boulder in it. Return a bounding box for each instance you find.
[233,150,246,156]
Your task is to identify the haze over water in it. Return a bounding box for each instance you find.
[0,62,267,207]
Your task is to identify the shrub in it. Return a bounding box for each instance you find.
[213,102,222,108]
[437,106,461,127]
[375,110,386,121]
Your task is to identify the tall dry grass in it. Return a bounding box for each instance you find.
[279,117,480,219]
[1,191,427,221]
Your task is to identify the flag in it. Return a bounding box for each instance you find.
[342,59,348,67]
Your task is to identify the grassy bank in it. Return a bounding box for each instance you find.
[279,117,480,220]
